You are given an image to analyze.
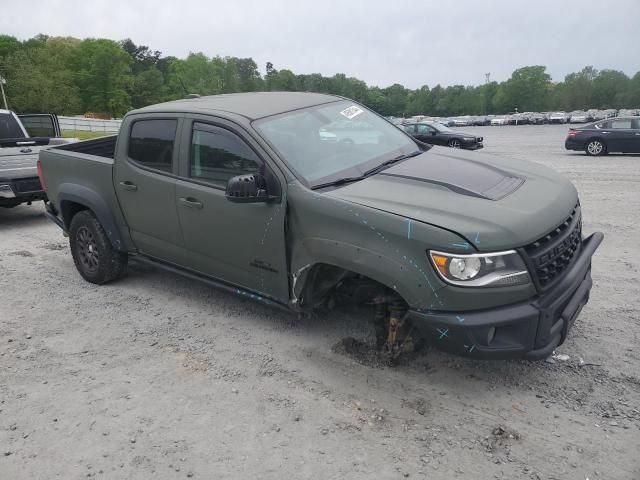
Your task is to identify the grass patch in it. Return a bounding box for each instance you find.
[61,130,115,140]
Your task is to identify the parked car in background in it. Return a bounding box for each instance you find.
[490,115,509,126]
[618,109,639,117]
[569,111,590,123]
[472,115,491,126]
[565,117,640,155]
[549,112,567,124]
[528,113,547,125]
[451,116,473,127]
[436,117,454,127]
[0,109,76,208]
[508,114,529,125]
[587,109,603,121]
[403,121,483,150]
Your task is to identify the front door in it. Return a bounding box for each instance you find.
[175,118,289,302]
[414,124,441,145]
[114,116,185,265]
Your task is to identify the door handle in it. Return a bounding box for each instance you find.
[119,181,138,191]
[179,197,203,209]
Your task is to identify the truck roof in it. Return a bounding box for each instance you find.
[132,92,343,120]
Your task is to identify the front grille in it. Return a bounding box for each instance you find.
[13,178,43,193]
[524,204,582,289]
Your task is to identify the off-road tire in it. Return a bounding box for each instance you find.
[69,210,127,284]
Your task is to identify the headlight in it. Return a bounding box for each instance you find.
[429,249,530,287]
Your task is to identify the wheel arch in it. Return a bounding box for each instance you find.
[57,183,126,252]
[585,136,608,150]
[294,261,408,310]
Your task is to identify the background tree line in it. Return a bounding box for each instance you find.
[1,34,639,118]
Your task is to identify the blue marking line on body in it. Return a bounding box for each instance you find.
[407,219,412,239]
[474,232,480,244]
[456,316,465,323]
[452,242,471,249]
[436,328,449,339]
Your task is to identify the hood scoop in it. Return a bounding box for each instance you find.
[380,153,524,200]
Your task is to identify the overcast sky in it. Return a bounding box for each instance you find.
[2,0,638,88]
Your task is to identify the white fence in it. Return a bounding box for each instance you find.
[58,116,122,133]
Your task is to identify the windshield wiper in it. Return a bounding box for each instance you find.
[363,150,422,176]
[311,176,366,190]
[311,150,422,190]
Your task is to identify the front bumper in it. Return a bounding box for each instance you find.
[409,232,603,360]
[463,142,484,150]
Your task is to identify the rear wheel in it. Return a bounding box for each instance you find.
[69,210,127,284]
[585,139,607,156]
[448,139,462,148]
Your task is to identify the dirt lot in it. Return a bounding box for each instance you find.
[1,124,639,479]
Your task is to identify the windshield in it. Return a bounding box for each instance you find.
[0,113,27,140]
[254,100,418,187]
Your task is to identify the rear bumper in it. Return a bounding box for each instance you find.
[565,138,583,151]
[0,176,46,207]
[409,232,603,360]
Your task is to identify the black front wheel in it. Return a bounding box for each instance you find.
[448,139,462,148]
[69,210,127,284]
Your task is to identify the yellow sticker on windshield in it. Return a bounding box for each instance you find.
[340,105,364,119]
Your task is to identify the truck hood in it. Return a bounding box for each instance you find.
[326,147,578,251]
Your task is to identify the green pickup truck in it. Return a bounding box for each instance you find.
[39,92,603,360]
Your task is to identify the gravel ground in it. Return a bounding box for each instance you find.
[1,124,639,479]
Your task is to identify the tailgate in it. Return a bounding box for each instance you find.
[0,148,40,179]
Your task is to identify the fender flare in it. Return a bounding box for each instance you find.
[57,183,125,251]
[292,238,444,309]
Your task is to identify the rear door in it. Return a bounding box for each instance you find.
[113,115,186,264]
[606,118,635,152]
[175,116,289,301]
[631,119,640,153]
[17,114,61,138]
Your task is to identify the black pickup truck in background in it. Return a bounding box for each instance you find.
[0,110,76,207]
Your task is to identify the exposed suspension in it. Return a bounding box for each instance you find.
[374,297,414,358]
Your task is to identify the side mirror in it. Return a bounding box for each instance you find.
[225,174,272,203]
[431,131,437,136]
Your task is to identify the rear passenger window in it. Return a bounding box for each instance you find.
[610,120,632,129]
[128,119,177,173]
[18,115,57,137]
[190,123,262,187]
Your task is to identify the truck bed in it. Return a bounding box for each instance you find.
[54,135,117,159]
[39,134,127,235]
